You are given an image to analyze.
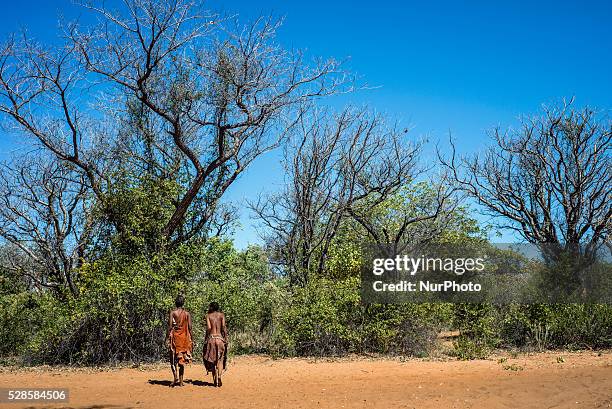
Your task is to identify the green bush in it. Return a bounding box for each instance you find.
[451,303,612,359]
[2,237,610,365]
[273,277,361,356]
[22,254,179,364]
[272,278,453,357]
[360,303,453,357]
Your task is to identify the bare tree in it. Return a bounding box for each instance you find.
[251,109,352,284]
[440,100,611,256]
[346,180,458,256]
[0,0,348,244]
[250,108,447,285]
[108,97,239,244]
[0,155,93,297]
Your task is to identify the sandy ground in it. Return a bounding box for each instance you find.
[0,352,611,409]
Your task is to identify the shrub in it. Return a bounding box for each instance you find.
[272,278,452,357]
[451,303,612,359]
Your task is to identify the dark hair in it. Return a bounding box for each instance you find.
[175,294,185,308]
[208,301,220,313]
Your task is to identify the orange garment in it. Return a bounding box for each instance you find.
[203,335,226,372]
[170,309,192,365]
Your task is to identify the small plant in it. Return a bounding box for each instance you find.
[503,363,523,371]
[530,322,551,351]
[452,336,491,360]
[497,357,508,364]
[556,356,565,363]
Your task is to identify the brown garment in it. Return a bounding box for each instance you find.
[170,309,192,365]
[203,335,226,372]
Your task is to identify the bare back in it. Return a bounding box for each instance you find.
[203,310,227,386]
[169,308,192,333]
[206,311,227,339]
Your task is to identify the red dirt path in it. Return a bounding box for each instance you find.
[1,351,610,409]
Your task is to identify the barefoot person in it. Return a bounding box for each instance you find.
[166,294,193,387]
[203,302,228,387]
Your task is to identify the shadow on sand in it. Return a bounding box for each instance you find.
[147,379,174,387]
[23,405,131,409]
[147,379,215,387]
[186,379,215,387]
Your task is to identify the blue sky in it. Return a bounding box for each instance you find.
[1,1,611,248]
